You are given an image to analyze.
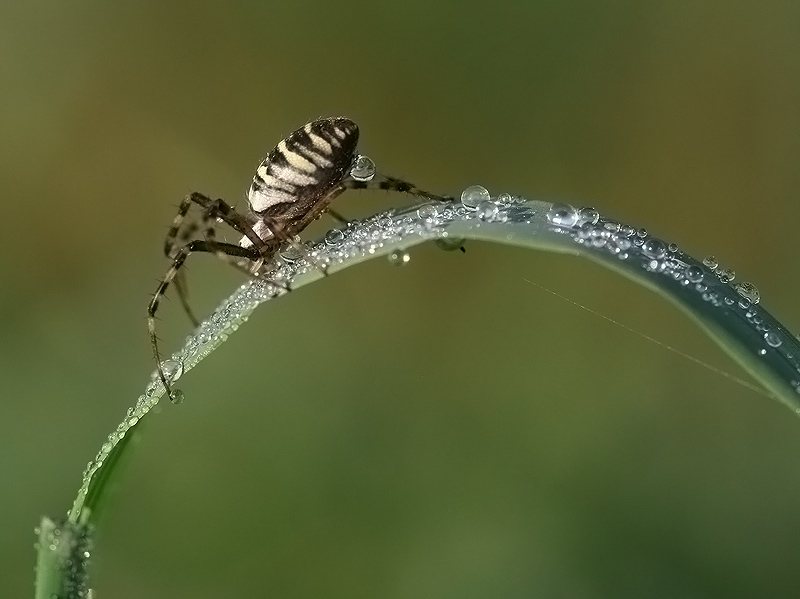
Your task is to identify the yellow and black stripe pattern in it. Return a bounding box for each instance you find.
[247,117,359,218]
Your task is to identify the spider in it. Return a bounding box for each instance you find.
[149,116,448,403]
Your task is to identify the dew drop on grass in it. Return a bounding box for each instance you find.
[476,200,499,221]
[325,229,344,247]
[161,359,184,382]
[460,185,490,210]
[684,265,704,283]
[546,203,578,227]
[735,281,760,304]
[578,207,599,225]
[703,255,719,270]
[642,238,666,259]
[765,331,782,348]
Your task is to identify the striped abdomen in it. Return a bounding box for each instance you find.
[246,117,359,242]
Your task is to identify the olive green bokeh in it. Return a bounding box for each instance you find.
[5,1,800,597]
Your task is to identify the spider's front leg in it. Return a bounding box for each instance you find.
[148,239,261,403]
[344,175,452,202]
[163,192,269,326]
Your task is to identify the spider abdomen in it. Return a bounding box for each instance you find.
[247,117,359,218]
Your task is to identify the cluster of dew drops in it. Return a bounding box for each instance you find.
[34,517,92,597]
[343,179,784,366]
[544,199,800,365]
[455,186,797,381]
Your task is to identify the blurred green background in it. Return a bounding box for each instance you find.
[3,1,800,597]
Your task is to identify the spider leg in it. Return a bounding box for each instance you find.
[184,192,266,250]
[327,209,350,225]
[163,192,271,325]
[171,198,237,326]
[344,175,452,202]
[148,239,262,403]
[172,270,201,327]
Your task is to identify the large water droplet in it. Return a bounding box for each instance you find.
[350,155,376,181]
[169,389,186,405]
[547,203,579,227]
[460,185,490,210]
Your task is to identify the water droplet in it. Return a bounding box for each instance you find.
[388,249,410,266]
[416,204,439,223]
[546,203,578,227]
[279,244,303,263]
[668,243,679,253]
[476,200,499,221]
[684,265,704,283]
[703,255,718,270]
[325,228,344,246]
[613,236,632,251]
[603,221,621,233]
[169,389,186,405]
[718,268,736,283]
[734,281,760,304]
[460,185,491,210]
[161,359,184,382]
[765,331,782,347]
[636,228,648,238]
[641,238,666,259]
[577,207,599,225]
[496,192,513,205]
[350,154,376,181]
